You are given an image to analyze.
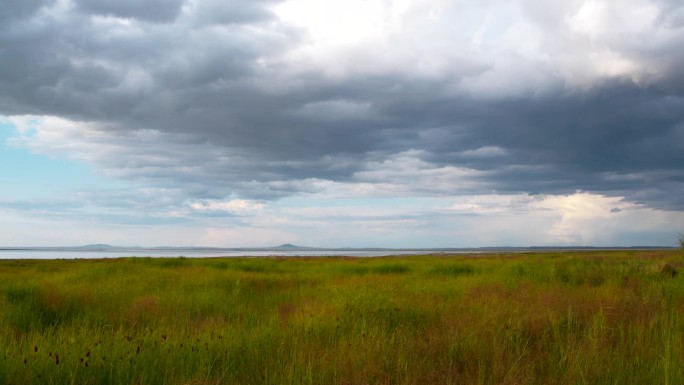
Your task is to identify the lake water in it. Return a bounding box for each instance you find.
[0,249,469,259]
[1,247,655,259]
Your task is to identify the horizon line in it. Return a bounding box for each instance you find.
[0,245,677,251]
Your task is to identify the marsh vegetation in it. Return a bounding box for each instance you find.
[0,251,683,384]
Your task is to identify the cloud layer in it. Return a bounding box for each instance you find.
[2,0,684,246]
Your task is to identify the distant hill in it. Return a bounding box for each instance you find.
[277,244,298,248]
[76,244,114,249]
[271,244,315,250]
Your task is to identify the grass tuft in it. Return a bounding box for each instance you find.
[429,263,475,277]
[371,263,410,274]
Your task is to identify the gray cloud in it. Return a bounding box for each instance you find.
[2,0,684,214]
[74,0,186,23]
[185,0,278,26]
[0,0,54,22]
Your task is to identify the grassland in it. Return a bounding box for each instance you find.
[0,250,683,384]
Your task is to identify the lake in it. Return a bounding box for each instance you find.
[0,248,469,259]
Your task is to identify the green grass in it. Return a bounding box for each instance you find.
[0,251,683,384]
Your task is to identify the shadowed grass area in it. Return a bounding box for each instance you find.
[0,251,682,384]
[429,262,475,277]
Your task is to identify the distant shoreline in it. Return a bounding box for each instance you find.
[0,246,676,260]
[0,245,675,252]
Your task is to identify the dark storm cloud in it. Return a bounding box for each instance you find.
[73,0,185,23]
[0,0,54,22]
[2,0,684,210]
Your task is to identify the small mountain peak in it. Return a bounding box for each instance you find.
[277,243,298,248]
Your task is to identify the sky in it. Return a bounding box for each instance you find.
[1,0,684,248]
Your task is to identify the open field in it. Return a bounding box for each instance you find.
[0,250,683,384]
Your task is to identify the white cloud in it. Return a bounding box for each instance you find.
[274,0,389,46]
[459,146,508,158]
[188,199,265,215]
[447,193,544,214]
[444,191,684,246]
[273,0,677,91]
[536,192,684,245]
[352,150,490,194]
[274,0,487,78]
[193,192,684,248]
